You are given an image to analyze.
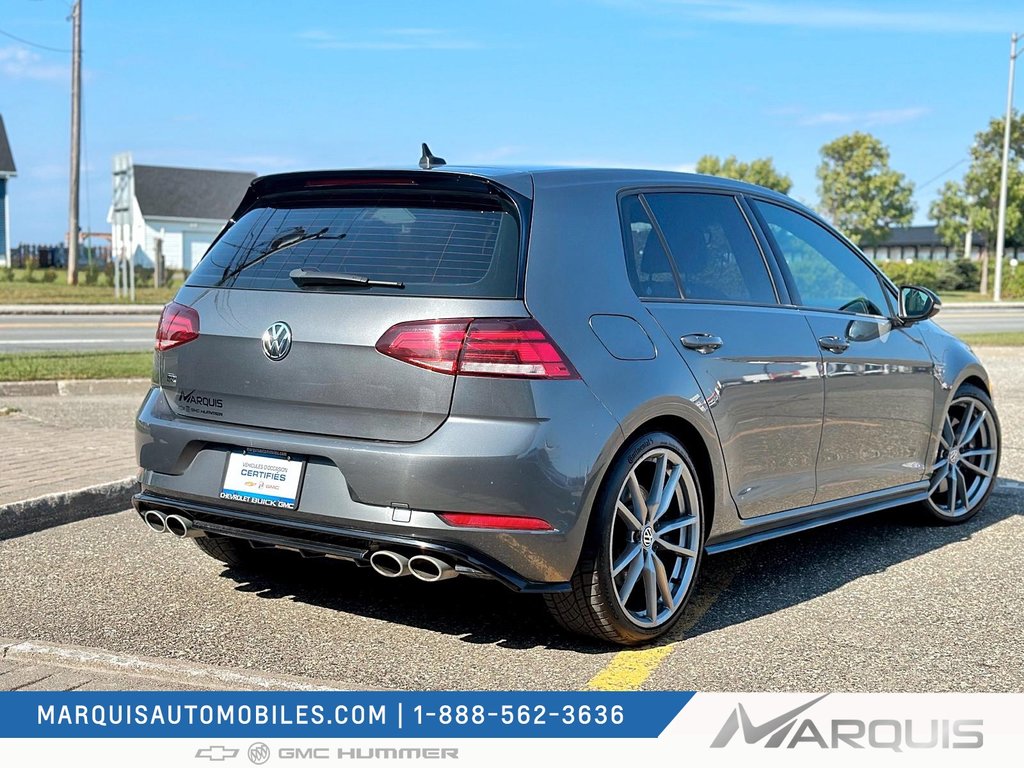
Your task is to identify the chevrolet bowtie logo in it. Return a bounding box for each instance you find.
[195,745,240,761]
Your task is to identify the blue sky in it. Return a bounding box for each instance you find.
[1,0,1022,242]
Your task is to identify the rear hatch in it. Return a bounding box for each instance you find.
[159,171,530,442]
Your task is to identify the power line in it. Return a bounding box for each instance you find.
[918,158,968,191]
[0,26,71,53]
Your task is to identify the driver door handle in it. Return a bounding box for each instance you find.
[681,333,724,354]
[818,335,850,354]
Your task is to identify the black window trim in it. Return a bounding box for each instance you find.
[616,186,784,308]
[745,195,898,319]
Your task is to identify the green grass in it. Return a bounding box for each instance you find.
[937,290,989,303]
[0,351,154,381]
[958,331,1024,347]
[0,268,176,304]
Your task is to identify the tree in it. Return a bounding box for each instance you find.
[929,111,1024,294]
[695,154,792,194]
[816,132,915,246]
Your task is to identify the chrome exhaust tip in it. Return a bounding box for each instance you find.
[164,514,206,539]
[408,554,458,583]
[369,550,412,578]
[143,510,168,533]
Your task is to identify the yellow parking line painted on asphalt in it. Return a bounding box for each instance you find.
[0,322,156,329]
[584,564,739,691]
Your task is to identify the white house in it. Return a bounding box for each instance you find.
[108,152,255,271]
[0,114,16,267]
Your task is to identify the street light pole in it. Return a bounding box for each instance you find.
[66,0,82,286]
[994,32,1020,302]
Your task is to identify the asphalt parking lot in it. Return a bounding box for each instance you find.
[1,348,1021,692]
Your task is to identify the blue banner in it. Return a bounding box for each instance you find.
[0,692,694,739]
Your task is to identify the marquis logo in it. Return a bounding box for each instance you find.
[710,694,983,751]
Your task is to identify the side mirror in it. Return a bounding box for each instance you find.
[898,285,941,325]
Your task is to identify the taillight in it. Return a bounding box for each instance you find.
[375,318,578,379]
[156,301,200,351]
[438,512,554,531]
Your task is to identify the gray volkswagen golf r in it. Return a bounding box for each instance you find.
[134,161,1001,645]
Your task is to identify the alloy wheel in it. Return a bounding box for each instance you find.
[608,447,701,627]
[927,394,998,519]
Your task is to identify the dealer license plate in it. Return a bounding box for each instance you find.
[219,451,305,510]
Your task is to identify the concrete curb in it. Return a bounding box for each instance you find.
[940,302,1024,311]
[0,638,370,691]
[0,378,151,397]
[0,304,164,315]
[0,477,139,540]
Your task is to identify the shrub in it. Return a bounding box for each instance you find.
[41,268,58,283]
[2,267,13,282]
[878,259,979,292]
[83,265,100,286]
[23,257,37,282]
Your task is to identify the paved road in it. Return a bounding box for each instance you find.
[935,309,1024,335]
[0,314,158,353]
[0,349,1021,692]
[0,309,1019,354]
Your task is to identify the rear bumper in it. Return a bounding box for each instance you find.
[132,491,569,593]
[135,381,621,584]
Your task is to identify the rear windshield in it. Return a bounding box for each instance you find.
[186,197,521,298]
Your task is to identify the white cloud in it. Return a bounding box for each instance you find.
[798,106,930,127]
[0,46,67,81]
[297,28,481,51]
[626,0,1011,33]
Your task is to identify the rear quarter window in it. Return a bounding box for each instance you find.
[187,198,521,298]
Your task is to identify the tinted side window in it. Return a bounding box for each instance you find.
[754,201,891,316]
[620,196,681,299]
[645,193,776,304]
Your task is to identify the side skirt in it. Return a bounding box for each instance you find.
[705,482,929,555]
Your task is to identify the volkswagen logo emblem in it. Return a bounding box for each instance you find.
[262,321,292,361]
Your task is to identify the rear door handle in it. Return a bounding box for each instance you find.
[818,335,850,354]
[681,333,724,354]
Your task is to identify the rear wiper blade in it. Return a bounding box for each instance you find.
[289,268,405,289]
[218,227,344,285]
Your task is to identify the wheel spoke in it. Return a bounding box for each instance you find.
[956,467,970,513]
[656,515,697,536]
[960,409,988,446]
[643,553,658,622]
[617,551,645,603]
[656,539,697,558]
[616,501,643,532]
[960,458,994,478]
[928,461,949,494]
[961,448,995,459]
[612,542,643,577]
[939,415,955,450]
[652,554,674,612]
[647,454,668,519]
[957,402,975,443]
[652,464,683,523]
[626,471,646,524]
[947,465,958,512]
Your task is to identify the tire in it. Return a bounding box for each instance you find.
[545,432,705,645]
[920,383,1001,524]
[192,534,279,568]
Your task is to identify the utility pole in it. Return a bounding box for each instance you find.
[994,32,1021,302]
[66,0,82,285]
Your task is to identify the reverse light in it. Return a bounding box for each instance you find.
[438,512,554,531]
[375,318,578,380]
[156,301,200,351]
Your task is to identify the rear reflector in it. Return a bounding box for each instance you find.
[438,512,554,531]
[375,318,578,379]
[156,301,200,351]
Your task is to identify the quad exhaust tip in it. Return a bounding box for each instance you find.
[408,554,458,582]
[369,550,412,578]
[162,513,206,539]
[143,510,167,534]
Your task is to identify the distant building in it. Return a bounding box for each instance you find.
[861,224,1023,262]
[0,114,16,267]
[108,152,255,271]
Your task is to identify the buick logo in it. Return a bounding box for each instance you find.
[262,321,292,361]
